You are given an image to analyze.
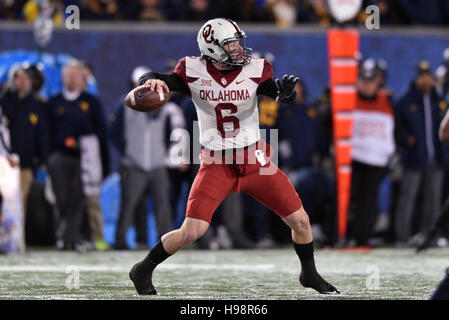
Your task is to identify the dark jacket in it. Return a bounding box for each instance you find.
[0,90,49,169]
[46,91,109,175]
[275,102,329,169]
[394,81,446,169]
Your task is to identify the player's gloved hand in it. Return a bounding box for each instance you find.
[275,75,299,103]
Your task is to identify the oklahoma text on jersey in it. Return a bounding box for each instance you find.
[199,89,251,101]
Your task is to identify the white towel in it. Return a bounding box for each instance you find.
[79,134,103,196]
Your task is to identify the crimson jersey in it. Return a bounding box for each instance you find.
[174,56,273,151]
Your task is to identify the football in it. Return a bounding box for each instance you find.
[124,85,169,112]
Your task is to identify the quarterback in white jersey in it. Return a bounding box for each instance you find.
[174,55,273,150]
[129,18,339,296]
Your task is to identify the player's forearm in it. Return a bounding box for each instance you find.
[138,72,189,94]
[257,78,278,100]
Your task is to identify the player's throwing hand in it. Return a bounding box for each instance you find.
[144,79,170,95]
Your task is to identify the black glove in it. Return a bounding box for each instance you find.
[275,75,299,103]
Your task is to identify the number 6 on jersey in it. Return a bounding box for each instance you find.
[215,103,240,138]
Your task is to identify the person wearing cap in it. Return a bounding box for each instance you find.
[110,65,183,250]
[417,49,449,252]
[0,65,49,247]
[347,63,396,247]
[394,61,447,248]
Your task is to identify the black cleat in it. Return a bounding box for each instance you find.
[129,261,158,295]
[300,270,340,294]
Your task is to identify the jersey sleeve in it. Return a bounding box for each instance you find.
[260,59,274,84]
[174,57,189,84]
[255,59,276,99]
[137,57,190,94]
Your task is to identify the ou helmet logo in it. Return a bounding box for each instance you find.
[202,24,215,44]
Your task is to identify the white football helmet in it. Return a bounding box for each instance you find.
[197,18,252,67]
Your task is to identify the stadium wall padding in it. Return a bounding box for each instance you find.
[0,28,448,115]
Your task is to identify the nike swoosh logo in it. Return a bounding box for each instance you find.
[137,91,152,99]
[236,79,245,85]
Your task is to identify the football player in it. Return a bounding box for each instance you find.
[129,18,339,295]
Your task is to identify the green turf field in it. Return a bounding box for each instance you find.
[0,247,447,300]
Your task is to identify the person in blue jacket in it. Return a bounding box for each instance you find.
[46,59,109,251]
[0,65,49,228]
[394,61,447,247]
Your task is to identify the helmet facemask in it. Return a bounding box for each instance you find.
[219,35,252,67]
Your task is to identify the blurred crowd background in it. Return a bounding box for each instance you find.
[1,0,449,27]
[1,0,449,254]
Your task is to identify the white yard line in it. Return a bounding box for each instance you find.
[0,264,276,273]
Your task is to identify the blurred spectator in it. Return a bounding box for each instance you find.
[276,78,333,246]
[417,104,449,252]
[157,0,184,21]
[110,65,181,250]
[119,0,165,21]
[46,59,109,251]
[81,0,122,20]
[397,0,449,25]
[362,0,408,25]
[417,65,449,252]
[0,105,12,163]
[179,0,213,21]
[78,61,109,251]
[0,106,9,214]
[22,0,64,24]
[1,0,449,25]
[268,0,296,28]
[0,0,27,20]
[116,0,139,20]
[296,0,331,26]
[0,65,49,236]
[347,63,396,247]
[210,0,246,21]
[137,0,164,21]
[0,99,23,253]
[394,61,447,247]
[361,57,389,90]
[177,0,245,22]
